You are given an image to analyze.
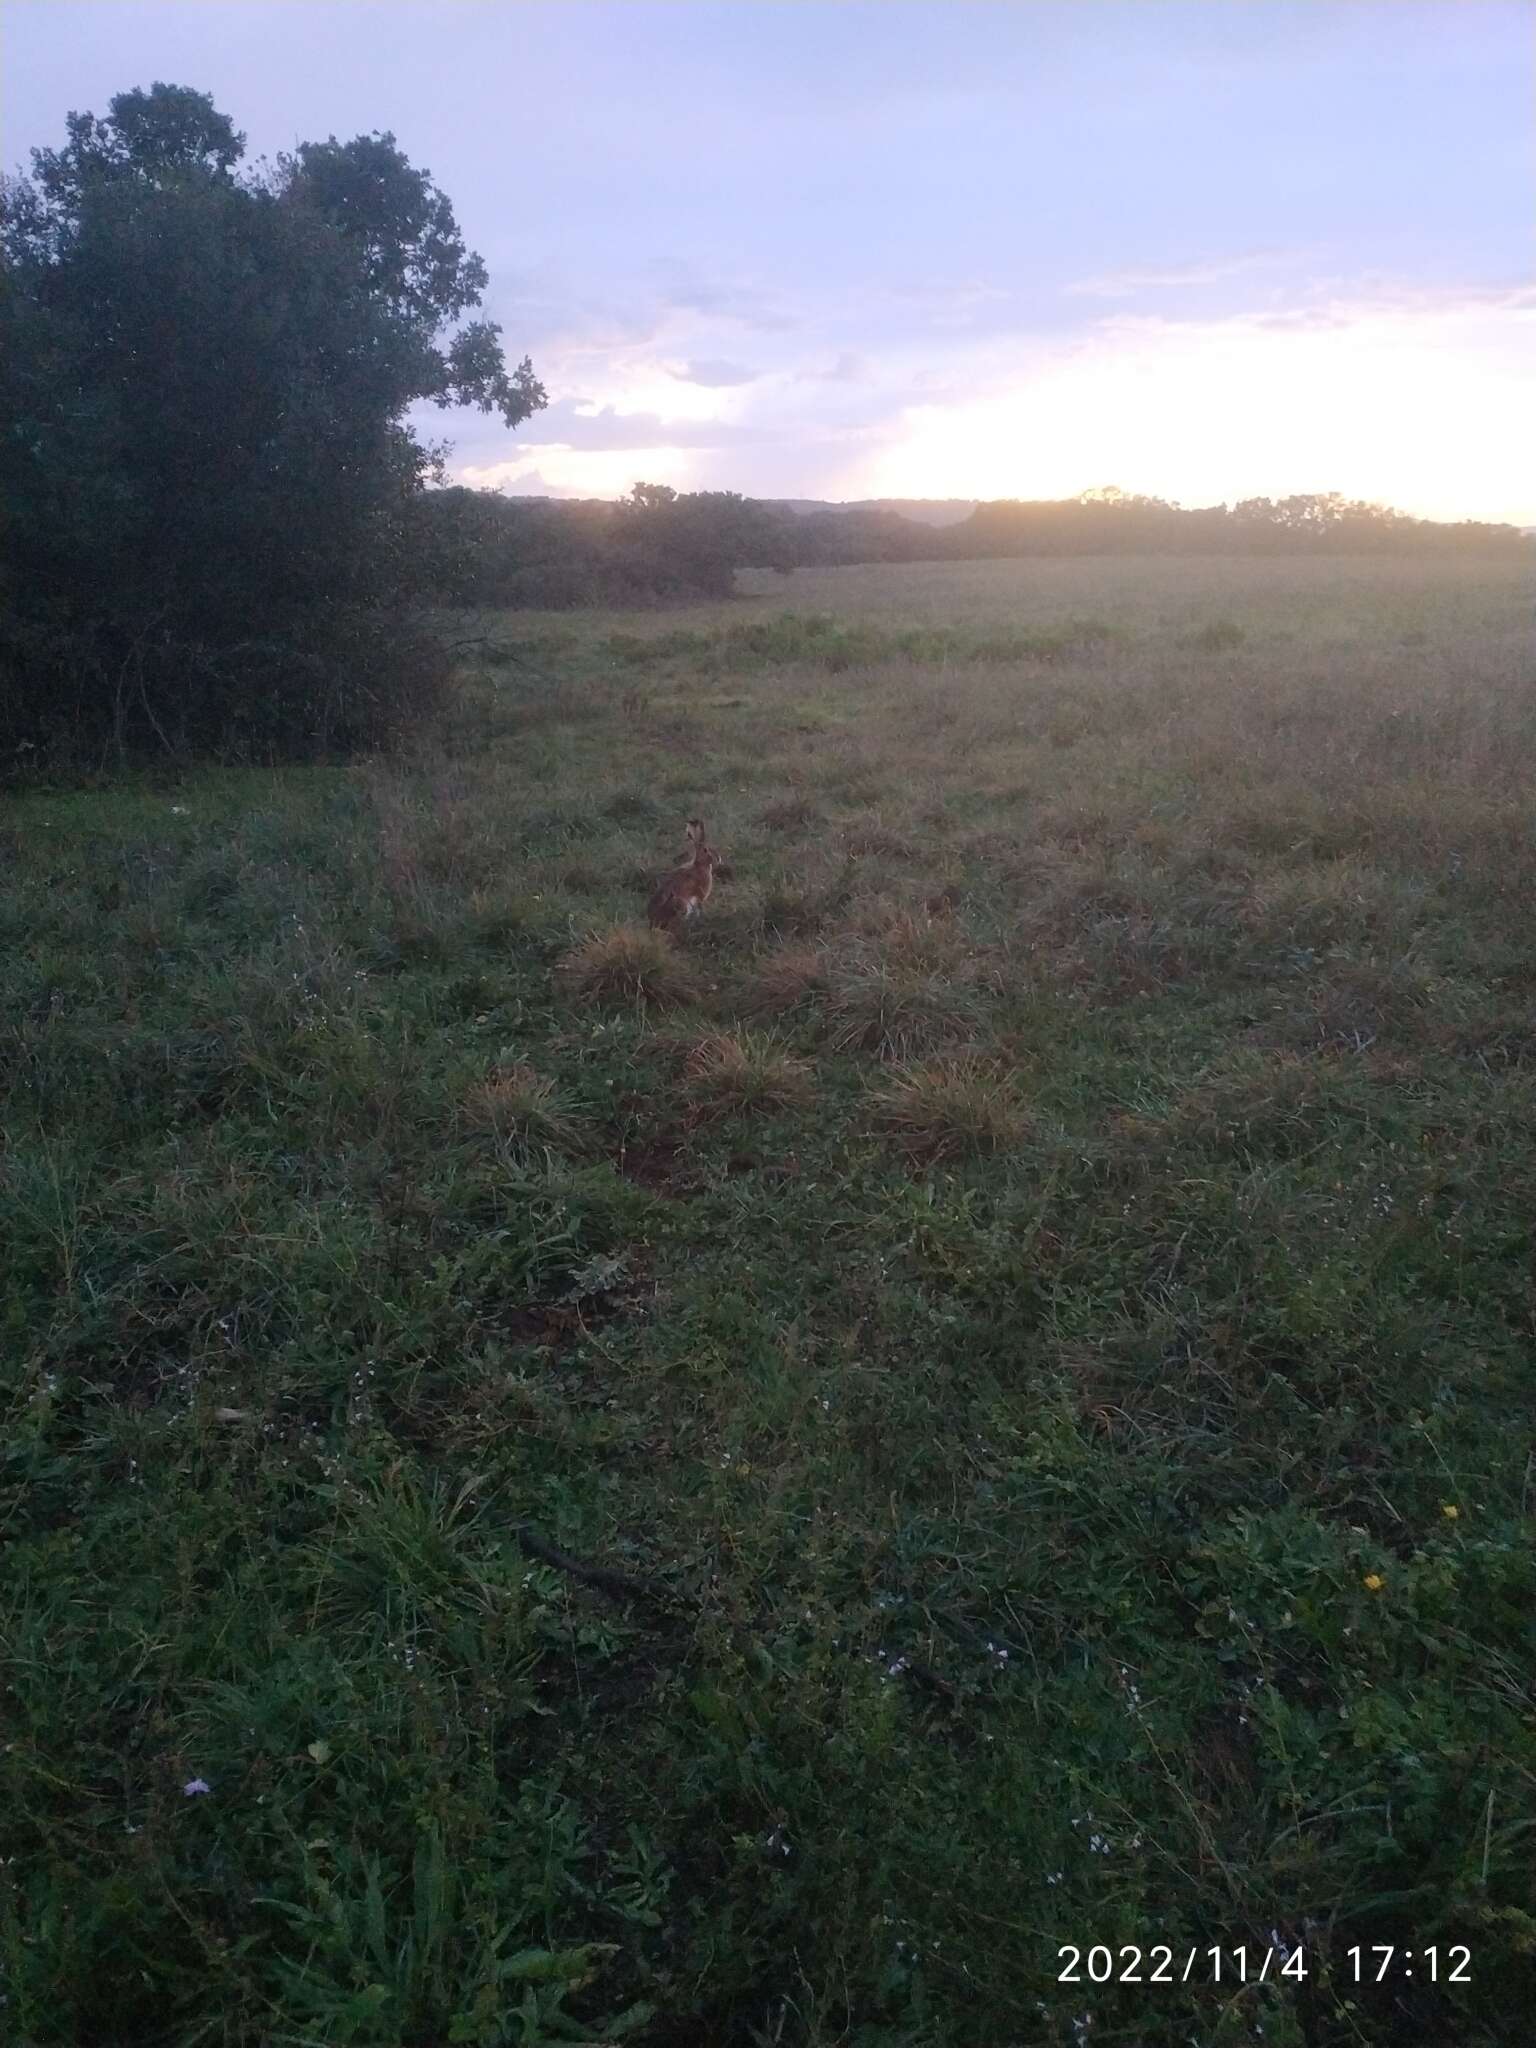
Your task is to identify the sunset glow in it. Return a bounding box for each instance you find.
[8,1,1533,519]
[859,290,1536,523]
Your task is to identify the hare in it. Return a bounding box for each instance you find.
[647,818,719,932]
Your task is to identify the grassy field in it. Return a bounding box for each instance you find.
[4,552,1535,2046]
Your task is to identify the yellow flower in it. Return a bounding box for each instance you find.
[1363,1573,1386,1592]
[1441,1503,1460,1520]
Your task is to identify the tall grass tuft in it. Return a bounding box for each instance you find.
[557,925,699,1007]
[460,1061,589,1155]
[823,914,993,1058]
[681,1030,814,1119]
[870,1054,1031,1161]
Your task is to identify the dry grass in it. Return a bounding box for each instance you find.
[460,1061,588,1155]
[841,816,921,860]
[557,924,698,1007]
[847,898,973,960]
[757,794,824,834]
[1241,859,1428,947]
[869,1054,1032,1162]
[680,1029,814,1119]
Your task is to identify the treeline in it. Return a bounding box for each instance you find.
[423,482,1529,609]
[419,482,794,608]
[939,490,1530,561]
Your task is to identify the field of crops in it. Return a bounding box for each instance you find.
[4,551,1534,2045]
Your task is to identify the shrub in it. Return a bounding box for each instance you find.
[415,481,797,610]
[1,610,452,767]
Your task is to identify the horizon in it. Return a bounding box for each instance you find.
[6,0,1534,523]
[437,484,1535,530]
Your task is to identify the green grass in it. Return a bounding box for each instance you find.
[4,552,1535,2045]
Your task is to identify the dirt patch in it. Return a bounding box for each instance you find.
[611,1129,700,1197]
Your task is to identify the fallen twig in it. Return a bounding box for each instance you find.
[512,1522,681,1610]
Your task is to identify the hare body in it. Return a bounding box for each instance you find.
[648,818,718,932]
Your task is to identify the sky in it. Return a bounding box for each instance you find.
[5,0,1534,521]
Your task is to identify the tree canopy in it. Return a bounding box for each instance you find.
[1,82,544,762]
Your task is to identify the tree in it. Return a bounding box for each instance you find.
[277,130,544,427]
[1,83,545,763]
[611,483,796,596]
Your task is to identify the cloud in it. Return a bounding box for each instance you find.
[887,278,1017,307]
[669,358,760,387]
[651,267,799,331]
[1066,250,1294,298]
[803,350,869,383]
[460,448,698,497]
[461,466,590,499]
[880,279,1029,334]
[514,398,766,452]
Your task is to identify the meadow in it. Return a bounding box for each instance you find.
[3,551,1534,2046]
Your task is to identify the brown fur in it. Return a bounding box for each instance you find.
[647,818,719,932]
